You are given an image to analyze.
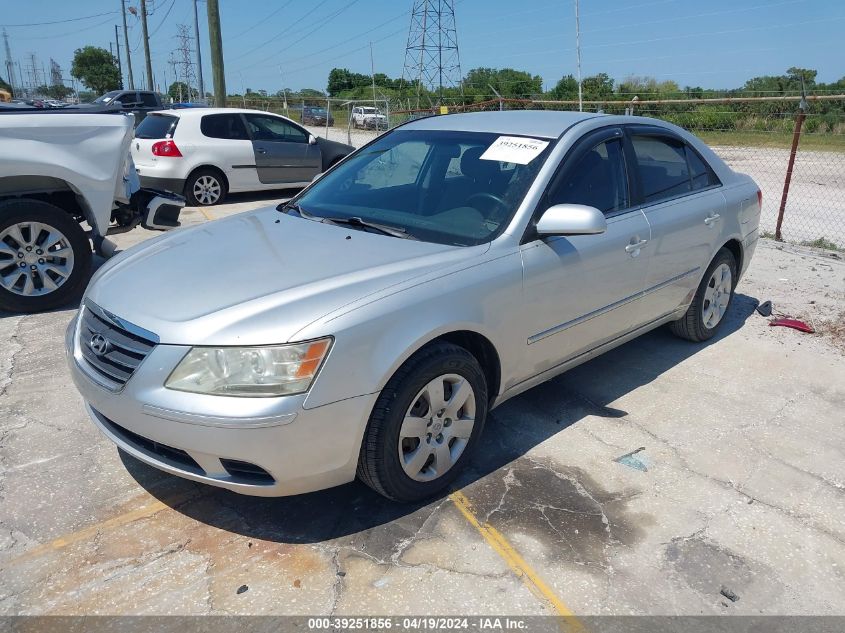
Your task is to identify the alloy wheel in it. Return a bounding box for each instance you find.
[0,221,75,297]
[398,373,476,482]
[193,175,221,205]
[702,263,732,329]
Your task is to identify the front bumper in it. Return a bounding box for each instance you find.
[65,311,378,497]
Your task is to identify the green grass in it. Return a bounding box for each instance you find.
[799,237,844,252]
[698,130,845,152]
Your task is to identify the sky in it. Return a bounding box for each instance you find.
[2,0,844,96]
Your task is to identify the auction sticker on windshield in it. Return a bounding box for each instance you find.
[479,136,550,164]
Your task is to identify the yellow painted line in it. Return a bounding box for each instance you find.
[449,490,585,630]
[198,207,215,221]
[5,491,198,567]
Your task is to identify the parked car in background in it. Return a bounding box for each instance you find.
[131,108,354,206]
[67,111,760,501]
[78,90,167,125]
[302,105,334,126]
[0,111,183,313]
[351,106,388,130]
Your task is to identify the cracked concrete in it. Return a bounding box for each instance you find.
[0,197,843,616]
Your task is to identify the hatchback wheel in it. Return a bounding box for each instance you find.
[358,342,488,502]
[670,247,737,342]
[185,169,226,206]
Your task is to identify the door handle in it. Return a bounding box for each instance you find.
[625,239,648,254]
[704,213,721,225]
[256,148,267,154]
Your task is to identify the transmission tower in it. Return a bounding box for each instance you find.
[50,59,63,86]
[400,0,463,107]
[174,24,197,102]
[2,28,15,96]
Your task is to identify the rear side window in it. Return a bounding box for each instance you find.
[135,114,178,139]
[140,92,159,107]
[686,146,720,190]
[631,135,691,203]
[200,113,249,140]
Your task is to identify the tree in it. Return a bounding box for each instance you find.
[167,81,189,101]
[581,73,614,100]
[71,46,120,95]
[549,74,579,100]
[0,74,11,93]
[462,67,542,103]
[36,84,73,100]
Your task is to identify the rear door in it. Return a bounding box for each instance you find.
[625,127,726,321]
[243,113,321,184]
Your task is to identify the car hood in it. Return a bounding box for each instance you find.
[85,207,488,345]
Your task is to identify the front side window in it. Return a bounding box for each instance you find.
[290,129,554,246]
[201,113,249,140]
[631,135,692,203]
[547,138,629,214]
[244,114,308,143]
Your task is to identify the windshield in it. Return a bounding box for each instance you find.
[362,107,379,114]
[290,129,554,246]
[309,107,327,114]
[93,91,122,104]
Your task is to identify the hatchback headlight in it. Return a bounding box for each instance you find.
[165,338,332,397]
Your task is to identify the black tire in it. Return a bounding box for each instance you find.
[0,198,92,313]
[185,168,227,207]
[669,247,738,342]
[357,342,488,502]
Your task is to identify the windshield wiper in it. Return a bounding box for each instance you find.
[279,201,320,220]
[323,216,417,240]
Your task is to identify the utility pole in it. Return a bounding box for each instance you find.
[575,0,582,112]
[193,0,205,101]
[206,0,225,107]
[370,41,377,109]
[140,0,153,91]
[114,25,124,89]
[121,0,134,89]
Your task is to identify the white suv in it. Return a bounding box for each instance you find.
[132,108,354,206]
[351,106,388,130]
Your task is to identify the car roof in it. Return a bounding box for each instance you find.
[402,110,603,138]
[150,107,288,118]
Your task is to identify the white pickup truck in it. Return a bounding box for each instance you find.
[0,111,184,313]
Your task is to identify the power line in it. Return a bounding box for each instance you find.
[230,0,332,62]
[149,0,177,39]
[227,0,296,41]
[12,16,117,41]
[1,11,119,28]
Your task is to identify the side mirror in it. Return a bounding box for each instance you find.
[308,134,317,145]
[535,204,607,236]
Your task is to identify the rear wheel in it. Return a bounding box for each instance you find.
[669,248,737,342]
[185,168,227,206]
[0,199,92,313]
[357,342,488,502]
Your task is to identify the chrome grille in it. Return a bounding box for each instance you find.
[78,303,157,388]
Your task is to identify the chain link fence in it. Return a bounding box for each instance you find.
[387,95,845,249]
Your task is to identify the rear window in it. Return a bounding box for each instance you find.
[135,114,178,139]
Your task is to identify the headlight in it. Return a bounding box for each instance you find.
[165,338,332,397]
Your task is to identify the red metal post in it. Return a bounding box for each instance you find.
[775,109,806,241]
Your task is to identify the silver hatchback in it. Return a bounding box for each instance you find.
[66,111,761,501]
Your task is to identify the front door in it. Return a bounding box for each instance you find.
[519,128,652,380]
[243,113,321,184]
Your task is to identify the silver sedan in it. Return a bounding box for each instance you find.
[66,111,761,502]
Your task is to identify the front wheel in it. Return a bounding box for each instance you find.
[357,342,488,502]
[0,199,92,313]
[669,247,737,342]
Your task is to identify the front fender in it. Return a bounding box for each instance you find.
[297,249,525,410]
